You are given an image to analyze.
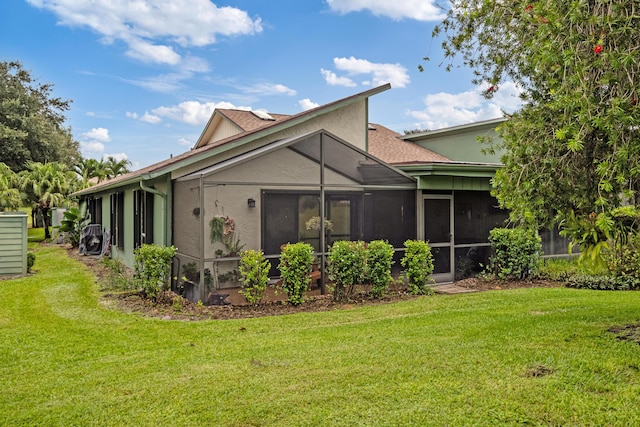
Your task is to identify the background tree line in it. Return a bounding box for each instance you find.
[0,60,130,238]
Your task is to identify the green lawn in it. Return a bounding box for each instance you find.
[2,246,640,426]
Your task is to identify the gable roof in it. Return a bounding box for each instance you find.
[73,84,391,197]
[205,111,451,166]
[366,123,450,165]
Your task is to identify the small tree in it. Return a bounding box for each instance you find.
[401,240,434,295]
[278,242,314,305]
[239,249,270,305]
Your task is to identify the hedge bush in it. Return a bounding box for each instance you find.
[278,242,314,305]
[488,228,541,280]
[239,249,270,304]
[366,240,395,298]
[328,240,367,301]
[401,240,434,295]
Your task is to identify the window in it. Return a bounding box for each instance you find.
[87,197,102,225]
[133,190,154,248]
[110,192,124,249]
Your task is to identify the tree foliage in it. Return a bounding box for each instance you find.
[0,162,22,212]
[19,161,78,238]
[74,156,131,188]
[432,1,640,229]
[0,61,80,172]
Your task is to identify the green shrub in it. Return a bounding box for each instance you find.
[278,242,314,305]
[239,250,271,305]
[133,244,177,298]
[607,232,640,279]
[564,274,639,290]
[366,240,395,298]
[27,251,36,273]
[328,240,367,302]
[488,228,541,279]
[401,240,434,295]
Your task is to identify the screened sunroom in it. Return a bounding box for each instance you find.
[171,129,417,303]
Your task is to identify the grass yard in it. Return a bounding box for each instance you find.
[2,245,640,426]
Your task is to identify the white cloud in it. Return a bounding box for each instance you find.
[299,98,320,110]
[152,100,250,125]
[406,81,524,130]
[326,0,444,21]
[177,138,192,147]
[140,112,162,124]
[102,152,128,162]
[26,0,262,64]
[244,83,297,96]
[321,69,357,87]
[325,57,410,88]
[126,112,138,119]
[80,141,105,153]
[82,127,111,142]
[86,111,95,117]
[125,39,181,65]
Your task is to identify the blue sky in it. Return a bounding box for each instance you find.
[1,0,522,170]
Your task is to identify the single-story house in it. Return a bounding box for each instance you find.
[74,84,569,302]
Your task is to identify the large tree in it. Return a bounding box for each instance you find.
[431,1,640,229]
[0,61,81,172]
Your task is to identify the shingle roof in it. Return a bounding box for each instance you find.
[216,109,291,132]
[214,112,451,166]
[73,84,391,197]
[367,123,451,165]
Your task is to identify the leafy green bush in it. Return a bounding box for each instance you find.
[366,240,395,298]
[278,242,314,305]
[27,251,36,273]
[133,244,177,298]
[564,274,639,291]
[56,207,90,247]
[328,240,367,302]
[488,228,541,279]
[401,240,434,295]
[239,250,271,305]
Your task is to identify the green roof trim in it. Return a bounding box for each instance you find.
[399,163,501,191]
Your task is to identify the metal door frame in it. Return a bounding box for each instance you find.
[422,194,454,283]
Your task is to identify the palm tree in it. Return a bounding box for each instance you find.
[103,156,131,180]
[19,161,77,239]
[0,162,23,212]
[74,158,107,187]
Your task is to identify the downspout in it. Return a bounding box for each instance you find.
[139,179,167,246]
